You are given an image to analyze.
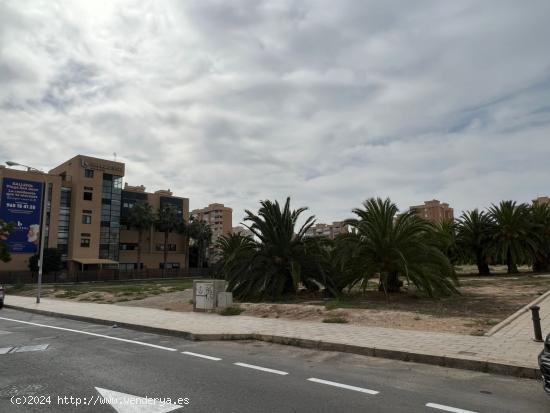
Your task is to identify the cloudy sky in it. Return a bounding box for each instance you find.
[1,0,550,224]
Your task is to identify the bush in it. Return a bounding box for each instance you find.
[219,306,244,316]
[28,248,62,273]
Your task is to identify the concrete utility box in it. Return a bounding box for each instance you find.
[217,292,233,309]
[193,279,227,312]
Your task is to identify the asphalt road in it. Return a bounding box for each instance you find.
[0,307,547,413]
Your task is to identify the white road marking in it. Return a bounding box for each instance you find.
[0,316,177,352]
[0,347,12,354]
[182,351,221,361]
[12,344,49,353]
[307,378,379,395]
[95,387,184,413]
[234,362,289,375]
[426,402,478,413]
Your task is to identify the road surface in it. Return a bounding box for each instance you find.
[0,308,547,412]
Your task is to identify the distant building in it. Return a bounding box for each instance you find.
[191,203,233,258]
[533,196,550,206]
[232,226,254,238]
[305,221,350,239]
[409,199,453,224]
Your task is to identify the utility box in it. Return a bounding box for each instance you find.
[193,279,227,312]
[217,292,233,309]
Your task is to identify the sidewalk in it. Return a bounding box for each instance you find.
[4,295,546,379]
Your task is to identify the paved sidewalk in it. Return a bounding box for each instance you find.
[4,295,547,379]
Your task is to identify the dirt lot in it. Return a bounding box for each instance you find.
[8,273,550,336]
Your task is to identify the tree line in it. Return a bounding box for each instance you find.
[215,197,550,301]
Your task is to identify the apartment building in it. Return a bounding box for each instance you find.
[119,184,189,271]
[0,155,189,272]
[191,203,233,243]
[409,199,454,224]
[305,221,349,239]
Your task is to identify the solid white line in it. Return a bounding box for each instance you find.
[234,362,289,375]
[182,351,221,361]
[0,316,177,352]
[307,378,379,395]
[426,402,477,413]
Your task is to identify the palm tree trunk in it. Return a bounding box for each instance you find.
[163,231,168,277]
[137,229,143,274]
[184,234,190,275]
[379,271,401,293]
[475,250,490,275]
[506,250,518,274]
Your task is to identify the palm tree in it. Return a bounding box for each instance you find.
[155,204,180,276]
[488,201,535,274]
[342,197,457,296]
[217,197,324,300]
[456,209,493,275]
[178,218,191,275]
[189,218,213,268]
[0,219,14,263]
[433,218,459,264]
[127,202,154,271]
[530,203,550,272]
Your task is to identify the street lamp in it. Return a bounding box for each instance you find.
[5,161,47,303]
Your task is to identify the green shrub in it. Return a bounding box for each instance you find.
[219,306,244,316]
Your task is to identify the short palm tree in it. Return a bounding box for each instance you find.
[488,201,535,274]
[127,202,154,271]
[530,203,550,272]
[217,197,322,300]
[0,219,14,263]
[189,218,213,268]
[456,209,493,275]
[342,197,457,296]
[156,204,180,276]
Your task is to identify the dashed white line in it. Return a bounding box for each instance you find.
[426,402,478,413]
[234,362,289,375]
[182,351,221,361]
[0,316,178,352]
[307,378,379,395]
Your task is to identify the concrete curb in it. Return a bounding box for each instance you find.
[485,289,550,336]
[5,304,540,380]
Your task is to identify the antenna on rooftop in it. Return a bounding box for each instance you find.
[113,152,117,162]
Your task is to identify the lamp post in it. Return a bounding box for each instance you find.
[5,161,47,303]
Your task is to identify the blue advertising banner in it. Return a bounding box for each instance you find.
[0,178,43,253]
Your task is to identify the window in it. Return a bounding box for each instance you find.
[84,169,94,178]
[159,262,180,269]
[83,191,93,201]
[82,214,92,224]
[80,238,91,248]
[120,243,138,251]
[156,244,176,251]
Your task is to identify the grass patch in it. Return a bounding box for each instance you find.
[322,316,348,324]
[219,306,244,316]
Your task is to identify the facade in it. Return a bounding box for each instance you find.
[305,221,349,239]
[409,199,454,224]
[119,184,188,271]
[0,155,189,272]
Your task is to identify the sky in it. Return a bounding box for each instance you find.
[1,0,550,225]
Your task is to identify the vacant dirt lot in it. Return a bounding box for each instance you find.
[8,274,550,336]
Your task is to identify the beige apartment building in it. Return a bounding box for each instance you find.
[0,155,189,273]
[191,203,233,242]
[409,199,454,224]
[305,221,350,239]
